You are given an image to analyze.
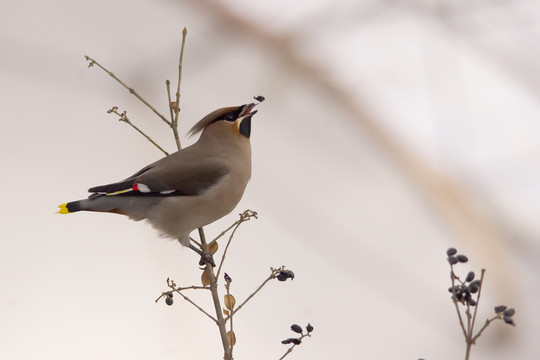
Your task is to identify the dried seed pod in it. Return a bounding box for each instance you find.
[446,248,457,256]
[224,294,236,310]
[201,267,211,286]
[254,95,265,102]
[465,271,475,282]
[226,330,236,346]
[208,241,219,255]
[290,324,303,334]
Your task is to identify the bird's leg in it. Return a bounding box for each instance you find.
[188,243,216,267]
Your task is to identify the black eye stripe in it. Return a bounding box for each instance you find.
[218,108,242,122]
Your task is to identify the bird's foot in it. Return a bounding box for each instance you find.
[188,244,216,267]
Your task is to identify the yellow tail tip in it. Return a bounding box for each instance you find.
[57,203,70,214]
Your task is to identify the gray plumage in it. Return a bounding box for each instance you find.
[59,103,257,246]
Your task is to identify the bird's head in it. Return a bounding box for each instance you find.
[188,97,264,140]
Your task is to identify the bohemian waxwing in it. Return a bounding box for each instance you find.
[58,102,259,249]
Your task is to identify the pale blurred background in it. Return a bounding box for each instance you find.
[1,0,539,359]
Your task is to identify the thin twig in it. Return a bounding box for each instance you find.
[189,236,202,248]
[210,210,258,244]
[450,269,468,339]
[278,333,312,360]
[107,107,169,155]
[470,269,486,337]
[85,55,171,127]
[171,28,187,151]
[174,291,218,324]
[215,210,258,278]
[154,285,210,302]
[472,315,501,342]
[166,80,175,124]
[225,267,281,321]
[225,280,235,357]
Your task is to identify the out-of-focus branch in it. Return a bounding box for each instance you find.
[191,0,514,297]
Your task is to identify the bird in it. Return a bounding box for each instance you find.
[58,101,260,259]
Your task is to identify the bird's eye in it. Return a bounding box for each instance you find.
[225,114,235,121]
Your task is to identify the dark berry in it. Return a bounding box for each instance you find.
[224,273,232,283]
[465,271,475,282]
[446,248,457,256]
[277,270,295,281]
[494,305,507,313]
[165,296,174,306]
[291,324,303,334]
[504,315,515,326]
[468,299,477,306]
[469,283,479,294]
[306,323,314,333]
[456,254,468,263]
[448,256,458,265]
[282,338,301,345]
[254,95,265,102]
[504,308,515,317]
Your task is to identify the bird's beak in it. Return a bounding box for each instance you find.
[239,103,258,118]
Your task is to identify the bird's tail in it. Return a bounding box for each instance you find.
[57,201,83,214]
[57,195,158,220]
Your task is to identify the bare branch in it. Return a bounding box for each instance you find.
[170,28,187,151]
[107,107,169,155]
[166,80,175,124]
[469,269,486,337]
[278,333,312,360]
[449,268,468,339]
[215,210,258,278]
[85,55,171,127]
[198,228,232,360]
[226,267,282,320]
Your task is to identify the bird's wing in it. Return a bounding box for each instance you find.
[88,156,229,197]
